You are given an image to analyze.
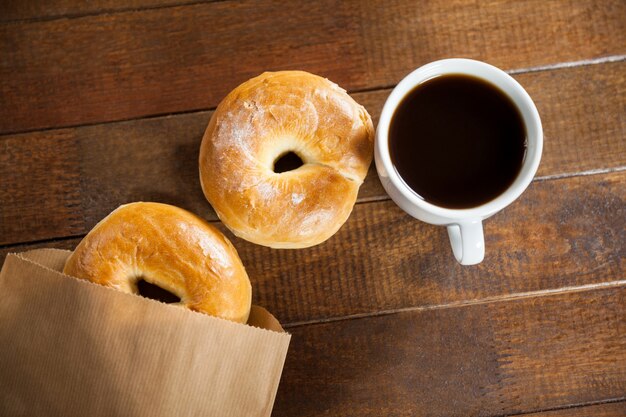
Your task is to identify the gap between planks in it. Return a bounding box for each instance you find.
[0,54,624,138]
[345,54,626,95]
[282,279,626,329]
[500,397,626,417]
[0,0,228,25]
[352,166,626,205]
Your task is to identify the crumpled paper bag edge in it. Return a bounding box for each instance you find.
[8,248,291,337]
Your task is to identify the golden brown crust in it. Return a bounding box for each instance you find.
[63,202,252,323]
[199,71,374,248]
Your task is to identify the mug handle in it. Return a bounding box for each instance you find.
[447,220,484,265]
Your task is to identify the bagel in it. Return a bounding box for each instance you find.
[199,71,374,248]
[63,202,252,323]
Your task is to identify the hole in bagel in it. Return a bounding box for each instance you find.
[136,279,181,304]
[273,151,304,173]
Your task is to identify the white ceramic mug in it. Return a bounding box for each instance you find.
[375,58,543,265]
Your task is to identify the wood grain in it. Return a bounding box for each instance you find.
[1,1,623,414]
[1,62,624,245]
[523,402,626,417]
[0,0,208,22]
[2,171,624,325]
[1,0,624,133]
[272,286,626,416]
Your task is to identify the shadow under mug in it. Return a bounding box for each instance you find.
[375,58,543,265]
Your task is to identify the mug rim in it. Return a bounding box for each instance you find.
[376,58,543,220]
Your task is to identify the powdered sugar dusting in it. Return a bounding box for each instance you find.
[291,193,304,205]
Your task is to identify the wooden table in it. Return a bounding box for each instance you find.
[1,1,625,416]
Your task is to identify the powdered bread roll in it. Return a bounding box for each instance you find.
[199,71,374,248]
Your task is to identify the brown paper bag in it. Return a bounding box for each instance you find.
[0,249,290,417]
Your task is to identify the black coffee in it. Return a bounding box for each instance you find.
[389,74,526,208]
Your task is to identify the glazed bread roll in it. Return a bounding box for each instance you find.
[63,202,251,323]
[199,71,374,248]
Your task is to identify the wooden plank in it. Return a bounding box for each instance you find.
[272,286,626,416]
[1,61,624,245]
[0,0,205,22]
[2,172,624,325]
[1,0,624,133]
[522,402,626,417]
